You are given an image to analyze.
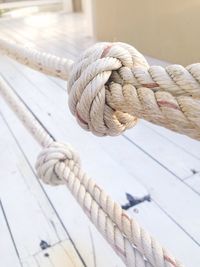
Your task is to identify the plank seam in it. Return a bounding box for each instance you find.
[0,200,23,266]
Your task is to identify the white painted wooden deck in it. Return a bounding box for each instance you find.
[0,12,200,267]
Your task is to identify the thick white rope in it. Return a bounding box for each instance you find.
[67,42,200,139]
[0,38,73,80]
[0,39,200,139]
[0,76,184,267]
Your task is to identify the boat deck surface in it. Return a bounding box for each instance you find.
[0,11,200,267]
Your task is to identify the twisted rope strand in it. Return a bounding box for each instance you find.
[132,64,200,98]
[0,38,73,80]
[106,84,200,140]
[0,76,184,267]
[0,77,53,147]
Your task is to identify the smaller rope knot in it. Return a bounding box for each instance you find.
[35,141,81,186]
[68,42,149,136]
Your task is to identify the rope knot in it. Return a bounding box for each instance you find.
[68,42,149,136]
[35,141,81,186]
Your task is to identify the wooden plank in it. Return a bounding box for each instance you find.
[142,120,200,160]
[0,19,78,61]
[0,201,21,267]
[34,240,85,267]
[0,13,92,55]
[22,257,39,267]
[1,58,200,267]
[99,134,200,242]
[0,114,84,266]
[185,173,200,194]
[124,123,200,179]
